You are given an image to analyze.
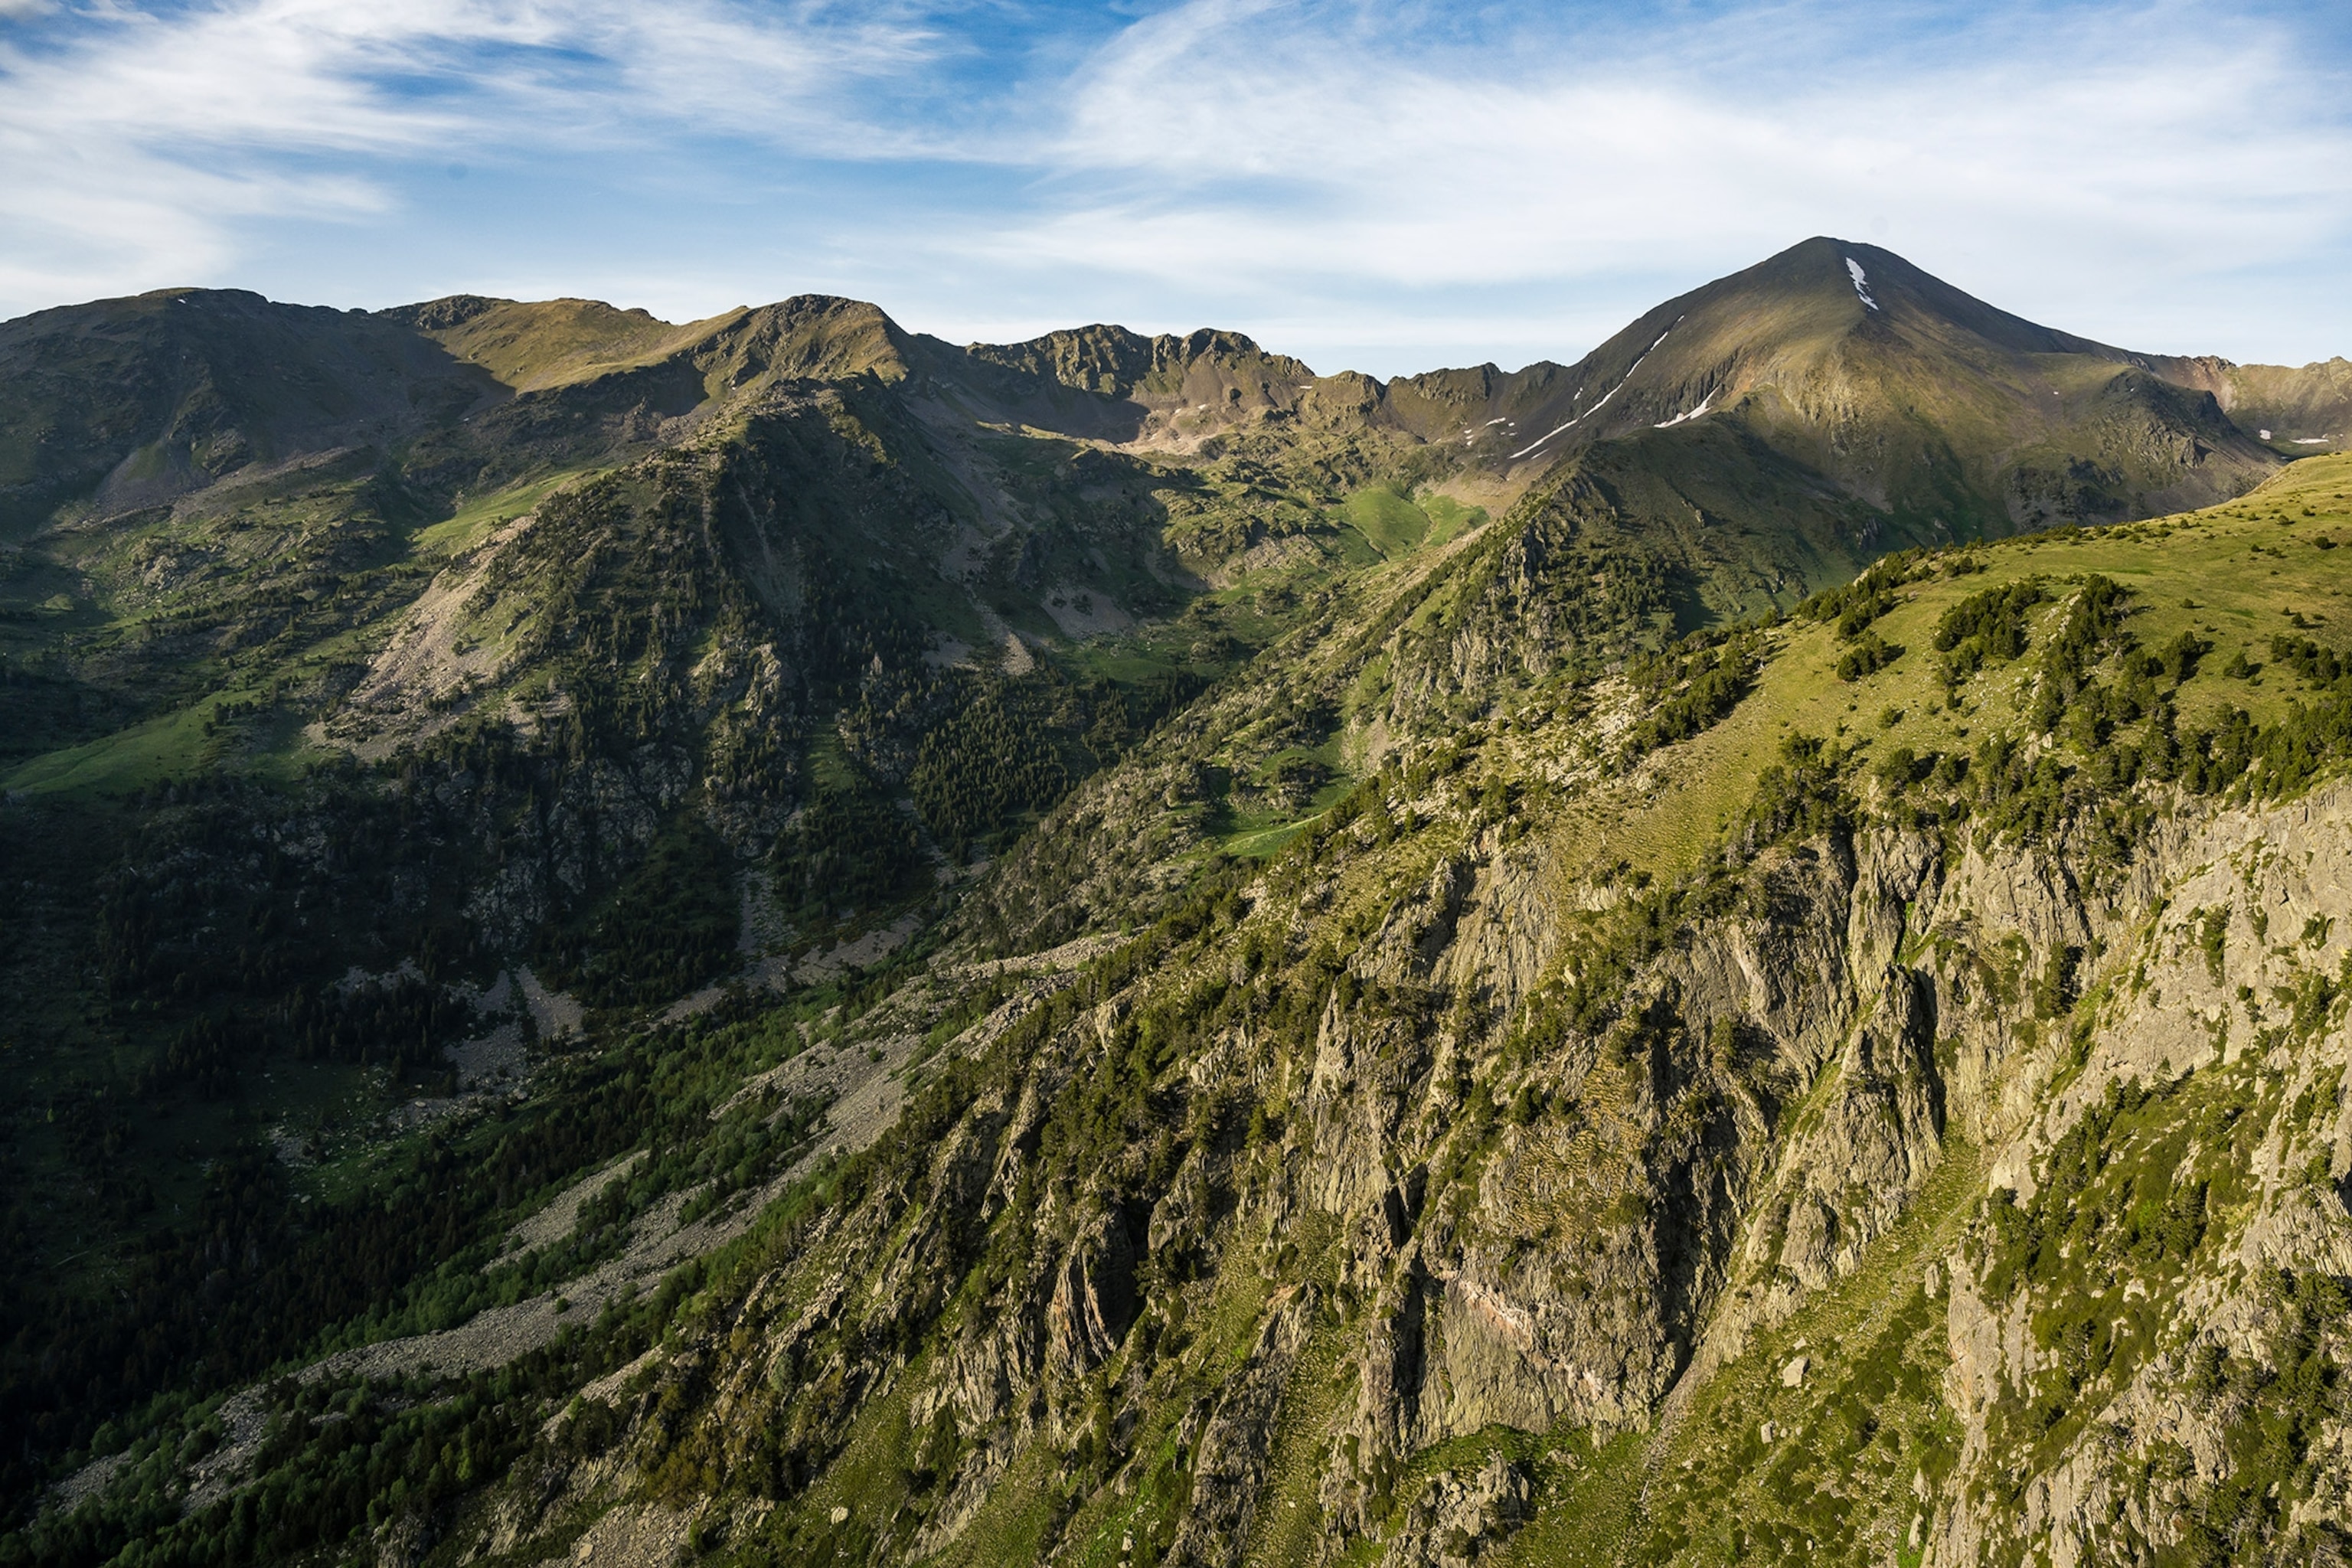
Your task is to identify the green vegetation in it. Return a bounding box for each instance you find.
[8,260,2352,1568]
[541,819,740,1008]
[1338,484,1486,558]
[1932,576,2044,691]
[1622,628,1769,756]
[1568,1151,1981,1568]
[908,675,1075,860]
[769,784,928,920]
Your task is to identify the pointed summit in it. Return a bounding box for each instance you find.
[1470,237,2271,533]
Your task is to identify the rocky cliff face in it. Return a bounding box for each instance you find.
[1930,789,2352,1568]
[390,737,2344,1568]
[12,274,2351,1568]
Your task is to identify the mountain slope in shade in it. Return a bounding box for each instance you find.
[0,289,485,534]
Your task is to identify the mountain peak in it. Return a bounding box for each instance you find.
[1726,234,2109,357]
[1447,232,2276,531]
[965,322,1309,401]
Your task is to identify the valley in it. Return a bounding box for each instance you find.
[2,238,2350,1568]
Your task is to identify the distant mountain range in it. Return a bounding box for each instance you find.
[7,240,2352,1568]
[7,237,2345,544]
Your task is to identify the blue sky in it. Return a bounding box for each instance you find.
[2,0,2348,376]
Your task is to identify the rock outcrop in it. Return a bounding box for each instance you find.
[1377,1453,1533,1568]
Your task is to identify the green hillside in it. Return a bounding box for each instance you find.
[3,249,2350,1568]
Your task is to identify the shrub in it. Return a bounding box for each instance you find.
[1835,631,1905,683]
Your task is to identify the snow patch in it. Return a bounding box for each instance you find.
[1655,394,1714,429]
[1511,322,1678,459]
[2293,436,2332,445]
[1846,257,1880,311]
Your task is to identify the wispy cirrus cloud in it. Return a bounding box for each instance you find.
[957,0,2352,365]
[2,0,2349,374]
[0,0,945,311]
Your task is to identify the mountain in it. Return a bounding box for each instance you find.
[15,239,2331,538]
[1499,239,2269,524]
[1296,237,2303,534]
[964,238,2328,538]
[4,243,2352,1568]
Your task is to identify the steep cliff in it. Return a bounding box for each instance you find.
[21,453,2339,1568]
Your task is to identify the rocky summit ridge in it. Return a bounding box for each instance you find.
[2,241,2351,1568]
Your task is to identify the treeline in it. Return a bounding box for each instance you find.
[1751,571,2352,859]
[907,665,1207,861]
[769,787,927,921]
[1621,625,1770,756]
[283,975,474,1085]
[907,676,1073,860]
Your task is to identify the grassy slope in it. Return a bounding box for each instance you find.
[1338,486,1488,560]
[1557,452,2352,887]
[1396,451,2352,1564]
[414,300,745,394]
[959,448,2350,1568]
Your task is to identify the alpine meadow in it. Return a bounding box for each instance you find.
[7,234,2352,1568]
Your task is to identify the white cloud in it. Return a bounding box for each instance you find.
[937,0,2352,366]
[1,0,2348,372]
[0,0,942,311]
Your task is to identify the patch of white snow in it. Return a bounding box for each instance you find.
[1511,322,1679,459]
[1655,394,1715,429]
[1846,257,1880,311]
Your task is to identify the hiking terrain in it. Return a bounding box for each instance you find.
[5,239,2351,1568]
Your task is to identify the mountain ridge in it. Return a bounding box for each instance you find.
[15,237,2346,547]
[6,240,2352,1568]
